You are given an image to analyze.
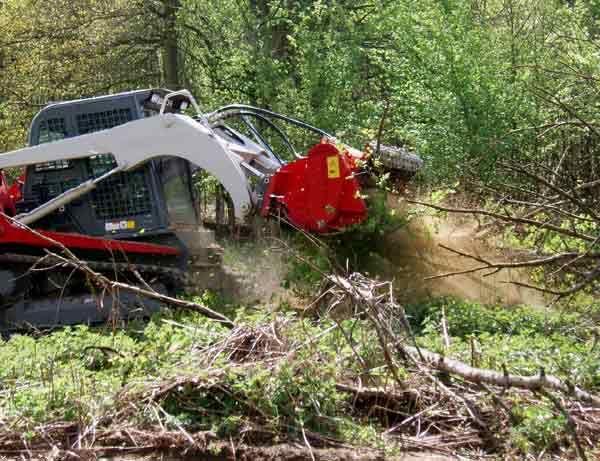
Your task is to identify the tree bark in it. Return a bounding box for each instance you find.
[162,0,181,89]
[402,346,600,407]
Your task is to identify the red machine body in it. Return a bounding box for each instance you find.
[0,141,368,249]
[0,170,179,258]
[0,141,368,259]
[261,142,368,233]
[0,171,19,217]
[0,89,418,331]
[0,213,180,256]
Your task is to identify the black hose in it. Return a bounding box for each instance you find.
[238,112,298,161]
[206,104,333,139]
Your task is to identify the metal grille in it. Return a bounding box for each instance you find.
[91,170,152,219]
[38,117,67,144]
[34,160,71,172]
[31,178,79,201]
[88,154,117,179]
[76,108,132,134]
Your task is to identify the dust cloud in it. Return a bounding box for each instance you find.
[221,241,297,306]
[376,209,547,307]
[221,201,547,308]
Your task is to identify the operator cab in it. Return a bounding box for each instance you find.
[19,89,200,255]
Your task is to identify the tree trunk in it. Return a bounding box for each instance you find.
[162,0,181,89]
[247,0,294,105]
[215,184,225,237]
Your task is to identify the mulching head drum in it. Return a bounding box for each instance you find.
[261,142,367,233]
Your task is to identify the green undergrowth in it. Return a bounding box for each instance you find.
[0,303,229,425]
[408,297,600,387]
[0,294,386,447]
[409,297,600,453]
[1,292,599,455]
[284,191,408,295]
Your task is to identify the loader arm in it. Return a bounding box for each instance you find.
[0,113,253,218]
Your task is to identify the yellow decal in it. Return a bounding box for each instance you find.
[104,220,136,232]
[327,156,340,179]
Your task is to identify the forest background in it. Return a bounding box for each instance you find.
[1,0,599,188]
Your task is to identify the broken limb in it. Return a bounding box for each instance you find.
[424,244,600,281]
[327,272,600,408]
[45,250,235,328]
[400,346,600,407]
[407,200,595,242]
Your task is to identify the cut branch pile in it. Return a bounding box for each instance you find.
[2,212,600,459]
[325,272,600,459]
[199,322,289,364]
[2,269,600,459]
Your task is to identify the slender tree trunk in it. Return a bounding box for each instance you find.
[247,0,293,106]
[215,184,224,236]
[162,0,181,89]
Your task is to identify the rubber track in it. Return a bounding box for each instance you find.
[0,253,186,277]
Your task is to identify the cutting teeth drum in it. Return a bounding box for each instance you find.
[369,141,423,188]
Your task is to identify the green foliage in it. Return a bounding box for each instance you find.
[282,239,330,295]
[1,294,598,457]
[409,298,600,388]
[502,219,599,256]
[241,359,344,434]
[0,306,363,439]
[335,191,407,257]
[408,297,587,338]
[0,0,163,151]
[0,311,229,425]
[2,1,600,456]
[3,0,598,187]
[178,0,600,186]
[283,191,408,294]
[510,403,567,453]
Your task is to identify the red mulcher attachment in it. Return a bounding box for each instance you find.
[261,142,368,233]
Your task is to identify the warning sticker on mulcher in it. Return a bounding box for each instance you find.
[105,220,136,232]
[327,156,340,179]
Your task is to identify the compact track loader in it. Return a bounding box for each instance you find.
[0,89,422,330]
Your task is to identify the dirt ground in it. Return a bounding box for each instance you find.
[93,445,457,461]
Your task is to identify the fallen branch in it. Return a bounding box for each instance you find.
[401,346,600,407]
[45,250,235,328]
[327,272,600,408]
[326,273,491,428]
[335,383,419,402]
